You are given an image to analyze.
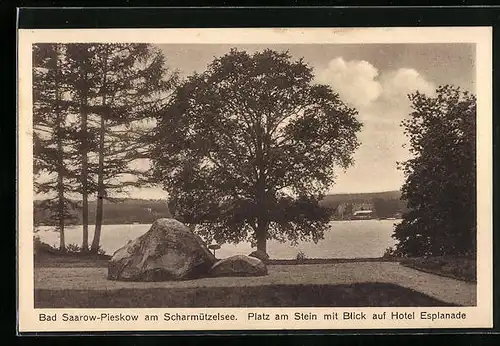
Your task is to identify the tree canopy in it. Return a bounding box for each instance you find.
[393,85,476,257]
[152,48,362,253]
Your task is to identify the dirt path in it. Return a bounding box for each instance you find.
[34,262,476,306]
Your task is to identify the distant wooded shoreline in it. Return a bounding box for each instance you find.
[34,190,406,226]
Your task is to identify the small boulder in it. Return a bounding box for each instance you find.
[249,250,270,262]
[108,218,217,281]
[210,255,268,277]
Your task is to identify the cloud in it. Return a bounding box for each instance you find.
[379,68,436,105]
[315,57,382,109]
[316,57,435,105]
[315,58,436,194]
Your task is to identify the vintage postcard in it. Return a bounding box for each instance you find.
[17,27,492,333]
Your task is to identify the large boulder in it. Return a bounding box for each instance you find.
[108,218,217,281]
[210,255,268,277]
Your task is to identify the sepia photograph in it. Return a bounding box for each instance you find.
[17,27,492,332]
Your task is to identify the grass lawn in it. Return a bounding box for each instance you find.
[34,252,111,268]
[399,256,476,282]
[33,251,474,308]
[34,282,455,308]
[35,255,400,268]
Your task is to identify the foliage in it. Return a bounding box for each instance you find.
[393,86,476,257]
[33,199,80,227]
[34,235,107,256]
[372,198,406,219]
[382,246,400,259]
[152,49,362,252]
[296,250,307,262]
[65,243,107,256]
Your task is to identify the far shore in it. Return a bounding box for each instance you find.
[36,218,403,228]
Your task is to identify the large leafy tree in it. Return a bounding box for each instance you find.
[152,49,362,254]
[393,85,476,257]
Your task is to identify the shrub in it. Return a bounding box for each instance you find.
[66,243,107,256]
[33,235,107,257]
[296,251,307,262]
[33,235,59,255]
[97,246,107,256]
[66,243,82,253]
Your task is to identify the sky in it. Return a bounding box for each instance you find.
[123,43,474,199]
[36,43,475,200]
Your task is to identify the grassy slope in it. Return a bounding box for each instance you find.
[399,256,476,283]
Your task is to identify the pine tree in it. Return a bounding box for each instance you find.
[34,43,176,254]
[65,44,101,251]
[33,43,77,251]
[87,44,177,254]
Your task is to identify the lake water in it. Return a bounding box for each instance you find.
[36,220,399,259]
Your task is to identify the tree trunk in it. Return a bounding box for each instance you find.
[256,221,267,253]
[56,119,65,251]
[91,114,106,254]
[91,50,108,254]
[81,91,89,252]
[254,119,269,254]
[255,168,268,253]
[54,45,65,251]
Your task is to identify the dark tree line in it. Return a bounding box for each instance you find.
[34,199,171,226]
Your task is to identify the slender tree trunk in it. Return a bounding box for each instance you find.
[54,45,65,251]
[56,120,65,251]
[81,91,89,252]
[91,114,106,253]
[91,50,108,254]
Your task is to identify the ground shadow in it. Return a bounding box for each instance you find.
[34,282,458,308]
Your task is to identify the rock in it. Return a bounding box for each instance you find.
[249,250,270,262]
[210,255,268,277]
[108,218,217,281]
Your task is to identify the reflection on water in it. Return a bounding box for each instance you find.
[36,220,399,259]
